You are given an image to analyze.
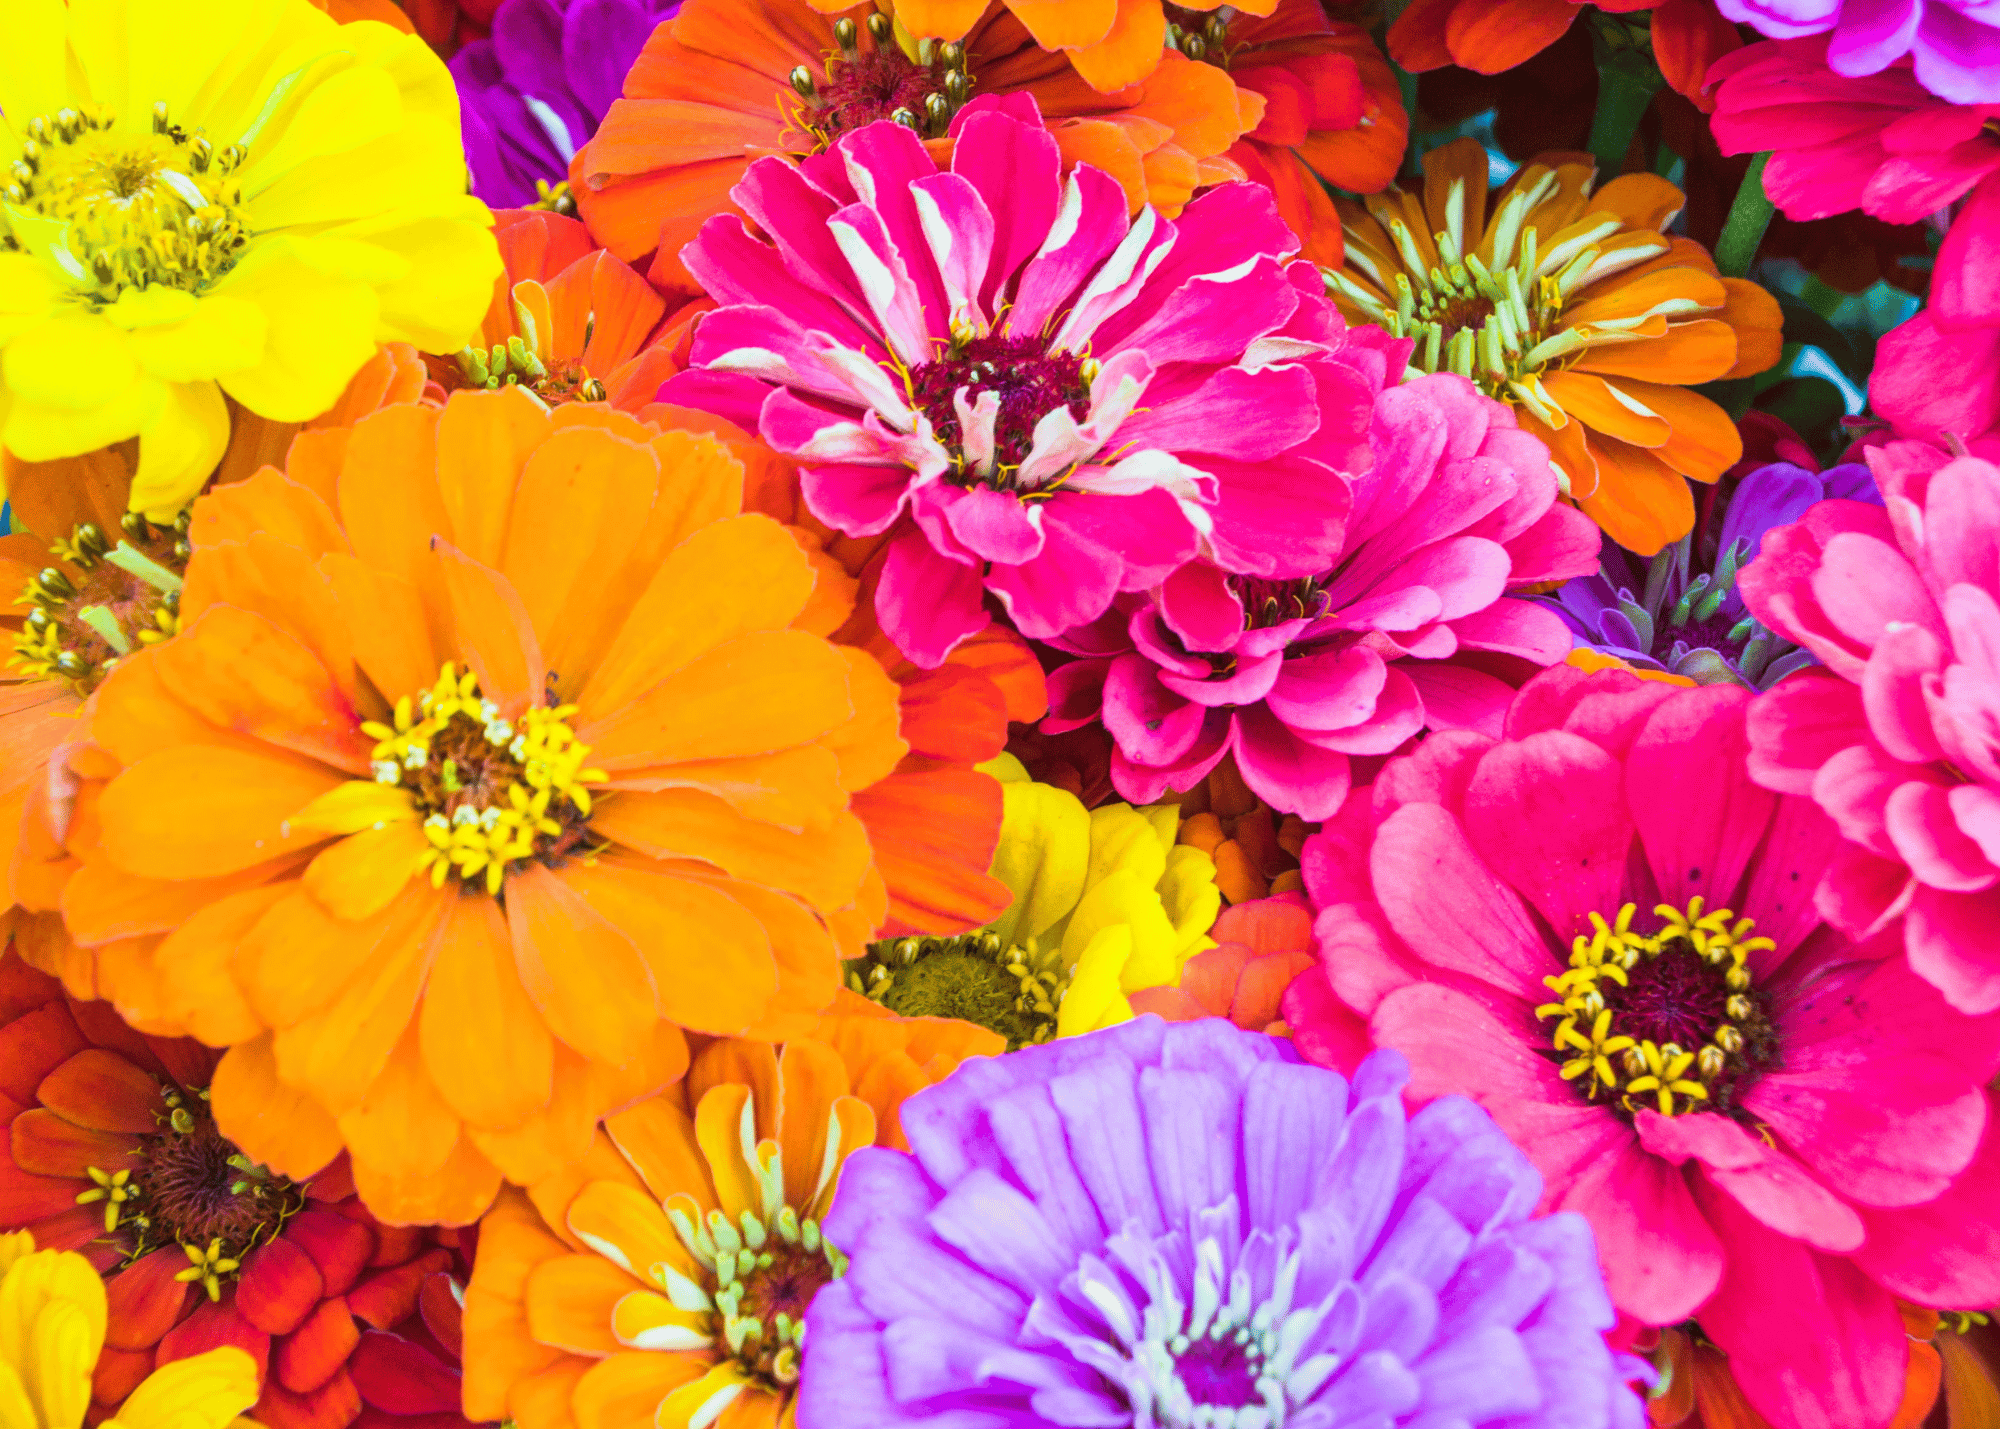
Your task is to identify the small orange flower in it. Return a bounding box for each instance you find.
[1389,0,1742,112]
[1128,893,1315,1033]
[1325,137,1783,556]
[1171,757,1306,904]
[460,1000,999,1429]
[429,210,709,412]
[573,0,1262,294]
[63,389,909,1227]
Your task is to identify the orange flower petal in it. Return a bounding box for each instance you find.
[335,1026,463,1181]
[432,541,546,718]
[506,863,662,1067]
[141,882,291,1046]
[420,891,556,1131]
[1717,277,1785,379]
[1065,0,1168,91]
[209,1033,345,1183]
[1444,0,1577,72]
[1938,1331,2000,1427]
[1570,318,1738,385]
[1541,370,1673,448]
[335,404,451,592]
[894,0,990,38]
[435,389,554,569]
[1601,379,1742,483]
[567,1181,698,1288]
[687,1038,782,1141]
[461,1189,575,1422]
[574,1350,711,1429]
[323,557,443,710]
[594,791,874,918]
[349,1127,504,1229]
[1576,432,1696,557]
[603,1097,719,1215]
[1051,119,1150,213]
[693,1081,764,1222]
[1007,0,1118,51]
[854,769,1011,937]
[1387,0,1462,70]
[1517,409,1600,501]
[1564,268,1727,326]
[97,745,343,881]
[1587,172,1686,233]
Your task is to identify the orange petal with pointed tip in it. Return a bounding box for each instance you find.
[1576,432,1695,557]
[1541,371,1673,448]
[1717,278,1784,379]
[1571,319,1739,385]
[432,541,545,717]
[1445,0,1577,71]
[435,389,554,568]
[603,1097,719,1214]
[97,746,343,881]
[574,1350,711,1429]
[506,863,661,1067]
[420,891,555,1131]
[1601,379,1741,483]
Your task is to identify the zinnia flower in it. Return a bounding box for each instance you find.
[846,754,1222,1046]
[1042,374,1601,820]
[428,208,700,411]
[60,389,908,1226]
[0,1232,258,1429]
[1740,442,2000,1015]
[1173,759,1309,904]
[1281,665,2000,1429]
[0,0,499,516]
[1127,891,1316,1032]
[460,1004,998,1429]
[667,98,1371,666]
[1388,0,1743,110]
[0,344,430,998]
[1324,137,1783,556]
[804,1019,1645,1429]
[1548,456,1882,688]
[574,0,1261,296]
[451,0,681,209]
[0,954,477,1429]
[1712,0,2000,102]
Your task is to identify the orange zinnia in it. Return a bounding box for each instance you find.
[461,1000,999,1429]
[429,210,707,412]
[0,345,431,996]
[63,389,908,1227]
[1324,137,1783,555]
[573,0,1262,294]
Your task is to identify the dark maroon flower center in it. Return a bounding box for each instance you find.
[1176,1335,1263,1405]
[789,15,973,146]
[1235,575,1334,630]
[1650,608,1751,665]
[909,335,1092,483]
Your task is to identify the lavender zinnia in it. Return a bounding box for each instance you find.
[451,0,679,209]
[1547,459,1883,688]
[804,1018,1645,1429]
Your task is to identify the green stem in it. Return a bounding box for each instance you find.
[1587,51,1663,177]
[1715,153,1774,279]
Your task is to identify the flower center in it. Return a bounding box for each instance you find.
[77,1086,303,1300]
[365,663,606,895]
[9,512,189,695]
[1164,7,1235,66]
[4,104,250,301]
[850,932,1062,1049]
[909,334,1094,486]
[787,13,973,149]
[448,331,607,405]
[1536,899,1780,1120]
[1235,574,1334,631]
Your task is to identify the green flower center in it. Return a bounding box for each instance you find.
[850,932,1064,1050]
[5,103,251,300]
[9,512,188,695]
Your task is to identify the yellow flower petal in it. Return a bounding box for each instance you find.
[2,311,135,410]
[0,0,66,132]
[103,1346,260,1429]
[1057,924,1137,1038]
[1063,868,1181,993]
[122,296,267,383]
[1084,803,1169,895]
[130,380,230,521]
[285,780,420,839]
[984,777,1090,950]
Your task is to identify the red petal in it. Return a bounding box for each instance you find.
[238,1236,328,1337]
[305,1157,358,1204]
[286,1207,376,1297]
[0,955,62,1021]
[10,1107,141,1176]
[0,1003,85,1103]
[37,1049,165,1134]
[257,1370,364,1429]
[276,1296,361,1394]
[367,1223,426,1270]
[158,1299,271,1380]
[25,1204,113,1254]
[91,1344,154,1409]
[0,1153,86,1223]
[349,1329,462,1416]
[416,1273,462,1359]
[348,1250,451,1331]
[352,1412,473,1429]
[105,1246,194,1351]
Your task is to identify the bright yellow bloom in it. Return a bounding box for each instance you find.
[0,1233,260,1429]
[0,0,499,517]
[849,754,1222,1044]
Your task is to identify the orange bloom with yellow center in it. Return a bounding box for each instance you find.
[0,344,430,994]
[61,388,909,1227]
[462,1000,1000,1429]
[1325,137,1783,556]
[574,0,1262,295]
[430,210,709,412]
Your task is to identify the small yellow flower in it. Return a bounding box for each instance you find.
[850,754,1222,1044]
[0,0,499,517]
[0,1232,260,1429]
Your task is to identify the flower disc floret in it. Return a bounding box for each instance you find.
[7,510,188,695]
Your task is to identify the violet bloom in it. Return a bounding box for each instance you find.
[1549,459,1883,688]
[1714,0,2000,103]
[663,94,1370,668]
[804,1018,1646,1429]
[452,0,679,208]
[1042,376,1599,820]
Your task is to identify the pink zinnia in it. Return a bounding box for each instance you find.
[1281,666,2000,1429]
[1711,38,2000,449]
[1740,441,2000,1014]
[1039,375,1599,819]
[661,95,1368,667]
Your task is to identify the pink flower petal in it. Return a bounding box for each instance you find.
[1746,670,1870,797]
[1553,1132,1724,1326]
[941,485,1045,566]
[1229,704,1354,820]
[1854,1110,2000,1309]
[1462,729,1632,945]
[1102,653,1208,767]
[1368,803,1551,1000]
[1636,1111,1863,1253]
[1860,622,1947,764]
[1906,883,2000,1014]
[875,528,989,668]
[1264,646,1388,733]
[1628,686,1777,911]
[1885,780,2000,890]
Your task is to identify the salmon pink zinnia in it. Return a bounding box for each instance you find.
[664,95,1371,668]
[1282,667,2000,1429]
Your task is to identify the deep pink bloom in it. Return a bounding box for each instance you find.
[1740,442,2000,1015]
[1712,1,2000,103]
[1040,375,1599,819]
[661,95,1370,667]
[1280,666,2000,1429]
[1870,311,2000,454]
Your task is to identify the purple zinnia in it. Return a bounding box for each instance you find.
[451,0,679,209]
[1546,460,1883,688]
[804,1018,1646,1429]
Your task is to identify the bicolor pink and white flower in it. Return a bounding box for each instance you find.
[1282,666,2000,1429]
[661,94,1372,667]
[1741,441,2000,1013]
[1040,375,1600,820]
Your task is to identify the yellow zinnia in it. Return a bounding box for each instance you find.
[848,754,1222,1044]
[0,1231,260,1429]
[0,0,499,516]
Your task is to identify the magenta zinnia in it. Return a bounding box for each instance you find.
[1282,666,2000,1429]
[1042,374,1600,819]
[663,94,1371,667]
